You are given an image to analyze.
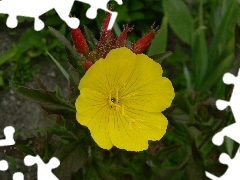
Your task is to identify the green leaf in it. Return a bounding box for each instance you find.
[7,156,18,173]
[85,166,101,180]
[191,0,208,89]
[83,25,97,51]
[53,141,88,180]
[111,167,135,178]
[148,15,168,55]
[113,23,121,36]
[149,51,172,64]
[225,137,235,157]
[0,44,17,66]
[208,0,239,66]
[200,52,234,91]
[16,145,36,156]
[156,144,182,161]
[172,93,190,114]
[47,51,69,81]
[183,64,192,92]
[94,160,116,180]
[162,0,194,45]
[33,76,48,90]
[48,27,85,76]
[11,82,76,119]
[186,141,206,179]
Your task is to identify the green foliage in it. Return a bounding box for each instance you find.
[0,11,68,88]
[147,15,168,55]
[162,0,194,45]
[3,0,240,179]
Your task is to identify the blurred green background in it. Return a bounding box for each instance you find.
[1,0,240,179]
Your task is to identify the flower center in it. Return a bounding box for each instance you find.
[111,97,116,103]
[108,88,125,115]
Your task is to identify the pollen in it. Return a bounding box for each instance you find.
[108,89,125,115]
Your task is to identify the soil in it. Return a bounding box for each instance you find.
[0,25,69,179]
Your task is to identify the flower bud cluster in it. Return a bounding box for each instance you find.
[70,6,158,71]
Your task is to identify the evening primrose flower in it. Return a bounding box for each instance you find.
[75,47,174,151]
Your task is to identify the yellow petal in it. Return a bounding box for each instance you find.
[75,47,175,151]
[121,53,175,112]
[75,88,113,149]
[125,107,168,140]
[80,47,136,93]
[108,110,148,151]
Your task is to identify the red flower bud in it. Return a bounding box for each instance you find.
[116,24,133,47]
[87,50,100,62]
[130,29,157,54]
[83,60,93,71]
[98,12,113,46]
[70,28,89,55]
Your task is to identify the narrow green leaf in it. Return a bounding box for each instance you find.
[53,141,88,180]
[183,64,192,92]
[48,27,85,76]
[191,0,208,90]
[148,15,168,55]
[162,0,194,45]
[11,82,76,118]
[225,137,235,157]
[200,53,234,91]
[209,0,239,67]
[7,156,18,172]
[16,145,36,156]
[0,45,17,66]
[149,51,172,64]
[83,25,97,51]
[47,51,69,81]
[113,23,121,36]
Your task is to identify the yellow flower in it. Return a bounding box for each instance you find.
[75,47,174,151]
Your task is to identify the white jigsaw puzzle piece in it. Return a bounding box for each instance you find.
[24,155,60,180]
[206,69,240,179]
[0,0,122,31]
[12,172,24,180]
[77,0,123,30]
[206,147,240,180]
[0,126,15,146]
[211,69,240,146]
[0,160,8,171]
[0,0,79,31]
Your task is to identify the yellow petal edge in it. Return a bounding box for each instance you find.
[75,47,175,151]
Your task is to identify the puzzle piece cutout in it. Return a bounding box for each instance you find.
[205,69,240,179]
[0,126,60,179]
[206,147,240,180]
[12,172,24,180]
[24,155,60,180]
[212,70,240,146]
[0,0,122,31]
[0,126,15,147]
[78,0,123,30]
[0,160,8,171]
